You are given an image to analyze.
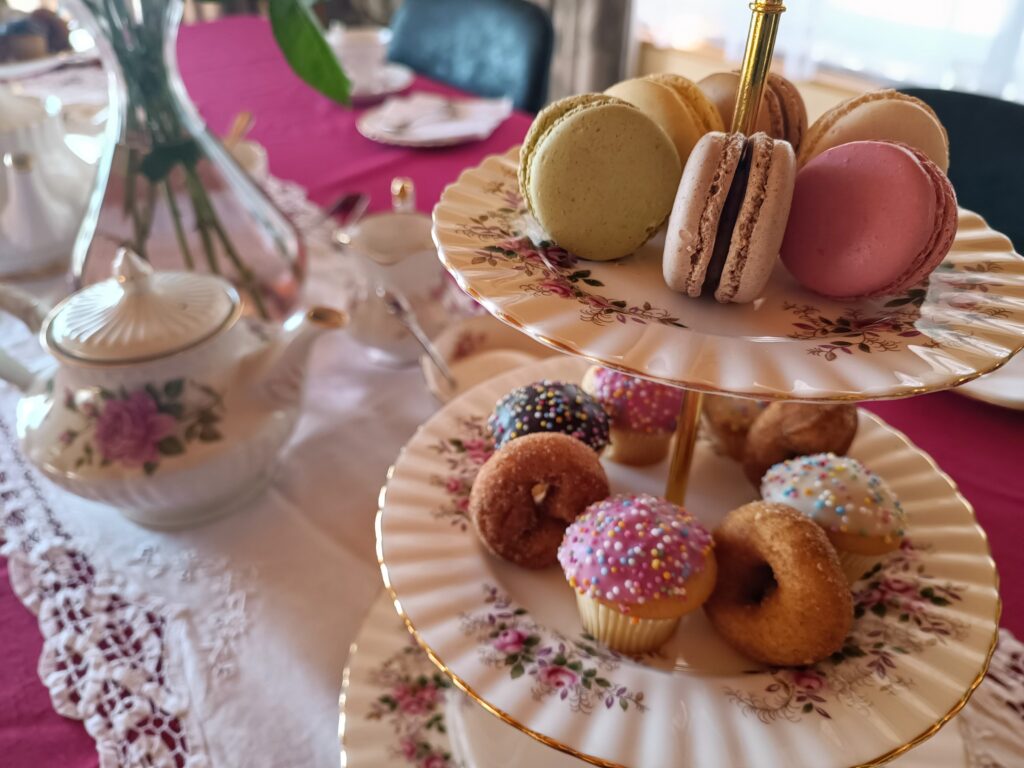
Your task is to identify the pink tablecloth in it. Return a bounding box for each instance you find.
[2,15,1022,766]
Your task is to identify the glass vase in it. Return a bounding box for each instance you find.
[66,0,304,320]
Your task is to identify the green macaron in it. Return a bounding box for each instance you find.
[519,94,682,262]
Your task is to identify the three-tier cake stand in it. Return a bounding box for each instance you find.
[372,3,1024,766]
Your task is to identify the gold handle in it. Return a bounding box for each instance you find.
[731,0,787,135]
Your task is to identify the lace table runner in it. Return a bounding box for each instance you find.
[0,165,432,766]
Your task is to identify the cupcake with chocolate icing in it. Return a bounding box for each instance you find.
[488,380,609,452]
[581,366,684,465]
[558,494,716,653]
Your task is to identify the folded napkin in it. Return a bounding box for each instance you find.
[367,92,513,143]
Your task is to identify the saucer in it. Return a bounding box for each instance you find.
[350,63,415,103]
[358,93,512,147]
[420,314,558,402]
[956,353,1024,410]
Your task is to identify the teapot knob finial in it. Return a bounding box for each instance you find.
[112,247,154,290]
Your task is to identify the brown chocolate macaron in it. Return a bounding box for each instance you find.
[663,131,795,304]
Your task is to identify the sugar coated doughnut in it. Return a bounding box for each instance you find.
[742,402,857,485]
[469,432,610,568]
[704,501,853,666]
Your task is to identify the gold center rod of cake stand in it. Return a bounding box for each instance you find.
[664,390,703,505]
[664,1,787,505]
[732,1,787,134]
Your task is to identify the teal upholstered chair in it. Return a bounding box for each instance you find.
[901,87,1024,252]
[389,0,554,112]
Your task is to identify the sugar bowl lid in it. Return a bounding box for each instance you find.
[45,249,241,364]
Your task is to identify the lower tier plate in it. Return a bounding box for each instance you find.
[376,356,999,768]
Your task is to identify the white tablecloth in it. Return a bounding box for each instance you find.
[0,176,437,768]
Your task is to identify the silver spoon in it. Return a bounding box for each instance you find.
[375,285,456,388]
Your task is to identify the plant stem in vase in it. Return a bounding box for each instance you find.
[67,0,304,320]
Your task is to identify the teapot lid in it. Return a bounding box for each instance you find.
[0,87,46,133]
[45,249,241,364]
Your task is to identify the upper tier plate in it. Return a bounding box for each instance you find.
[433,148,1024,401]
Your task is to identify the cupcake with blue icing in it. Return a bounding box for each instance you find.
[760,452,906,582]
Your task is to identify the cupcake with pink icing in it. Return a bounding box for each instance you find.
[581,366,685,465]
[557,493,716,653]
[760,452,907,582]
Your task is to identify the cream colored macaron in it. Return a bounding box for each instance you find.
[606,73,723,166]
[519,93,681,262]
[798,89,950,171]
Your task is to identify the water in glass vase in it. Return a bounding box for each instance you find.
[67,0,305,321]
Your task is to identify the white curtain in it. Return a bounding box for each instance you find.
[636,0,1024,101]
[530,0,633,100]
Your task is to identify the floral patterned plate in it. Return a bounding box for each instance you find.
[432,148,1024,401]
[339,591,975,768]
[376,356,1000,768]
[340,591,462,768]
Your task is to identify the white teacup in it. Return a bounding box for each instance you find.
[328,24,392,91]
[345,211,449,365]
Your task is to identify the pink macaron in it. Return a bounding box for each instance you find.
[780,140,957,299]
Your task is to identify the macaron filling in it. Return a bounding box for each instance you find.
[705,138,753,295]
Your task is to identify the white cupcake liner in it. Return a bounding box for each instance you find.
[575,593,679,654]
[838,550,884,585]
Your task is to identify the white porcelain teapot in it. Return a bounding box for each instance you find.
[0,249,346,527]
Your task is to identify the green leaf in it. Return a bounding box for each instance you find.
[140,140,201,182]
[157,436,185,456]
[164,379,185,398]
[510,662,525,679]
[803,702,814,713]
[143,461,158,475]
[619,699,628,711]
[269,0,351,105]
[594,677,611,688]
[199,425,223,443]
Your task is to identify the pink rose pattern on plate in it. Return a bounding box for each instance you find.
[455,177,686,329]
[460,585,647,715]
[57,379,225,475]
[428,416,494,531]
[728,540,969,722]
[427,410,972,722]
[453,168,1014,357]
[367,636,454,768]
